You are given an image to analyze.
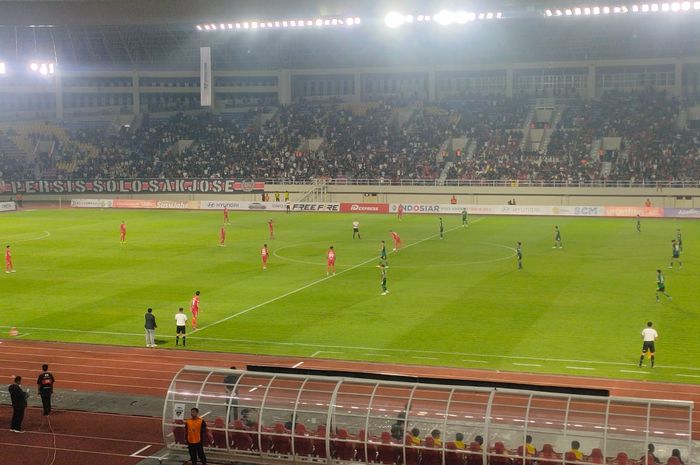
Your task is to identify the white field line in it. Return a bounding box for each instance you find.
[194,222,472,334]
[0,230,51,243]
[620,370,648,374]
[292,361,304,368]
[130,445,152,457]
[4,324,700,372]
[513,363,542,367]
[566,366,595,371]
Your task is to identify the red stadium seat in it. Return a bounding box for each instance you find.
[421,436,441,465]
[404,433,421,465]
[211,417,228,449]
[466,442,484,465]
[589,448,604,464]
[489,442,512,465]
[667,457,681,465]
[378,431,401,465]
[313,424,329,458]
[172,419,186,444]
[271,422,292,455]
[565,451,579,465]
[294,423,314,457]
[333,429,356,461]
[357,430,378,463]
[446,441,465,465]
[614,452,629,465]
[231,420,254,451]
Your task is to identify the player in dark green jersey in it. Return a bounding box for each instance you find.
[379,262,388,295]
[517,242,523,269]
[553,226,562,249]
[656,269,672,302]
[676,229,683,251]
[462,209,468,227]
[439,217,444,239]
[669,240,682,269]
[636,214,641,233]
[379,240,388,266]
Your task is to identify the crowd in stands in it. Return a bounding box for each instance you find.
[172,416,687,465]
[2,90,700,183]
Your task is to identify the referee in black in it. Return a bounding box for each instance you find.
[37,364,55,415]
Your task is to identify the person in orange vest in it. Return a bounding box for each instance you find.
[185,407,208,464]
[450,195,457,204]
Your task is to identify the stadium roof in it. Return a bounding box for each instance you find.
[0,1,566,26]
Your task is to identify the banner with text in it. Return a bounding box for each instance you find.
[4,179,263,194]
[70,199,114,208]
[0,201,16,212]
[340,202,390,214]
[200,201,340,212]
[664,208,700,218]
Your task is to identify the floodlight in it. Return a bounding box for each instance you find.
[496,12,503,18]
[307,20,313,26]
[260,22,266,28]
[584,7,592,14]
[417,14,425,21]
[331,18,338,25]
[651,3,659,11]
[661,2,670,10]
[681,1,691,9]
[574,7,582,15]
[219,23,225,29]
[251,21,258,28]
[486,12,494,19]
[211,24,217,29]
[281,21,288,27]
[315,18,323,26]
[235,23,241,28]
[613,6,621,13]
[0,62,5,75]
[405,15,413,23]
[354,17,360,24]
[593,6,601,14]
[603,6,611,13]
[434,10,454,25]
[196,25,203,30]
[545,9,553,16]
[695,1,700,9]
[243,22,249,28]
[565,8,573,15]
[455,10,471,23]
[423,15,431,21]
[29,62,39,71]
[555,9,563,15]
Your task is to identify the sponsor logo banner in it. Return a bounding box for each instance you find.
[0,201,16,212]
[200,201,287,211]
[156,200,200,210]
[604,206,664,218]
[551,206,604,217]
[340,203,389,213]
[4,179,264,194]
[291,203,340,212]
[664,208,700,218]
[112,199,158,209]
[70,199,114,208]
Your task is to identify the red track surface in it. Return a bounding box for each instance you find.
[1,338,698,465]
[0,405,163,465]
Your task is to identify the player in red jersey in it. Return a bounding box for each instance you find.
[191,291,201,329]
[223,207,230,225]
[261,244,269,270]
[397,204,404,221]
[326,246,336,276]
[268,219,274,240]
[390,231,402,251]
[5,245,15,273]
[119,221,126,244]
[219,226,226,246]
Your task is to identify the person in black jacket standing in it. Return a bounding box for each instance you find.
[145,307,157,348]
[9,376,28,432]
[37,364,55,416]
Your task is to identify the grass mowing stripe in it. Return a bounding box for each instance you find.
[194,222,473,334]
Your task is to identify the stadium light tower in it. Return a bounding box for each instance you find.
[29,62,55,75]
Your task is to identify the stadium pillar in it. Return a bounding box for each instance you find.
[428,69,436,102]
[587,64,596,99]
[279,69,292,105]
[54,72,64,120]
[132,71,140,114]
[674,60,683,97]
[506,67,514,98]
[353,72,361,102]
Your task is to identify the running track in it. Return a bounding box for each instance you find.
[1,339,699,438]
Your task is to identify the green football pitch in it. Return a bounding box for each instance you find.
[1,208,699,383]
